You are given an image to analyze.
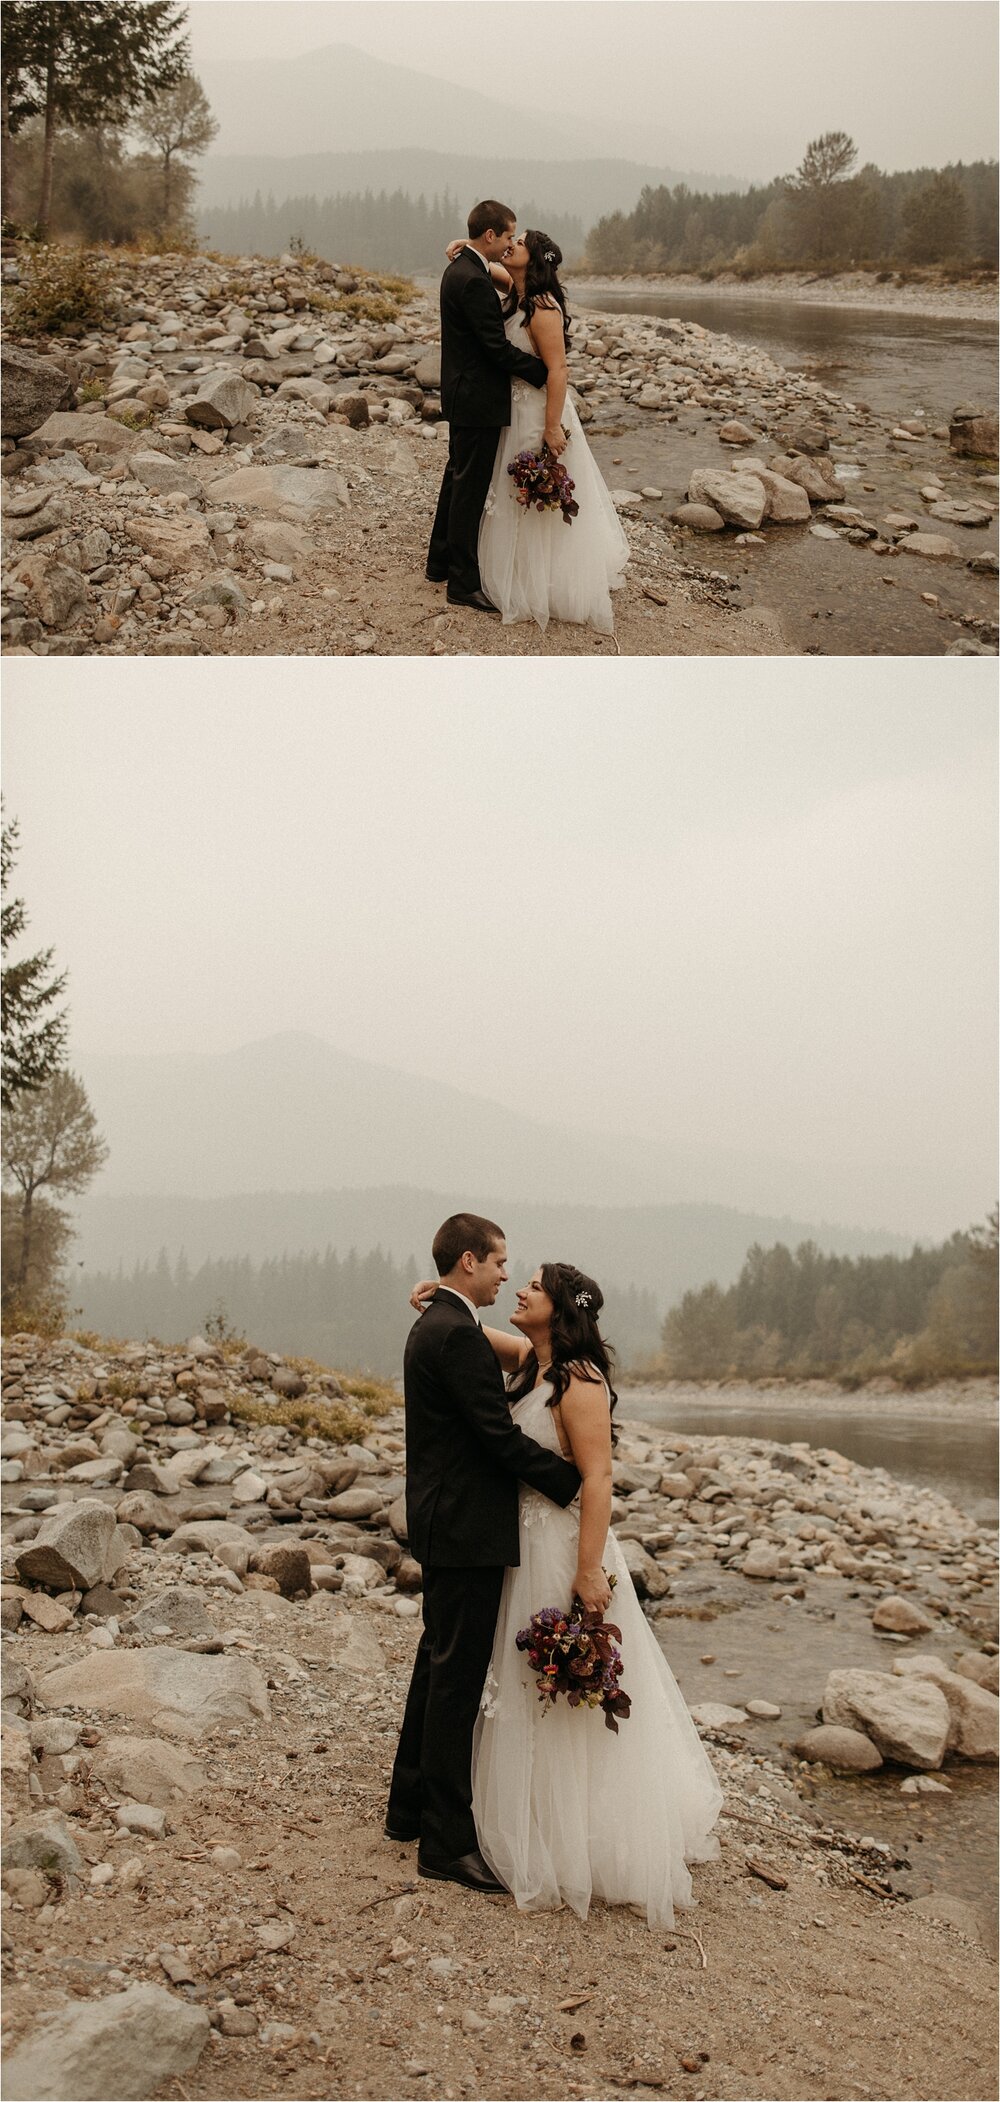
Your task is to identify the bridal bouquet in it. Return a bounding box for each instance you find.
[507,442,580,524]
[516,1575,632,1733]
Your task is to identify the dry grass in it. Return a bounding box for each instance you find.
[228,1383,395,1447]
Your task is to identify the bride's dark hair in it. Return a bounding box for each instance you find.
[502,230,571,349]
[507,1261,618,1441]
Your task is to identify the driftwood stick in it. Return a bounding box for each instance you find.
[671,1926,708,1968]
[356,1881,419,1913]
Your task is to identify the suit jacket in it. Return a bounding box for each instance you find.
[439,247,548,428]
[403,1290,580,1567]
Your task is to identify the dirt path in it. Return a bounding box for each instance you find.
[3,1591,997,2102]
[207,475,791,660]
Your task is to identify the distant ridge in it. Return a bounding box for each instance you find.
[72,1031,910,1234]
[195,41,746,181]
[72,1183,910,1302]
[196,146,744,233]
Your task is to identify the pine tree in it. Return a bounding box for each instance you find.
[6,0,188,236]
[1,816,68,1110]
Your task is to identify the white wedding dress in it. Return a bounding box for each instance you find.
[478,308,630,634]
[472,1377,723,1926]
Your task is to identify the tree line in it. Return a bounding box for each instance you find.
[584,134,999,276]
[197,190,586,275]
[75,1250,661,1377]
[658,1216,999,1386]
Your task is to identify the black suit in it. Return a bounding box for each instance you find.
[427,247,548,598]
[387,1289,579,1861]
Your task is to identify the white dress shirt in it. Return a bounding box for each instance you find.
[437,1285,482,1325]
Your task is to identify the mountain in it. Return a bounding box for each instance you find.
[195,146,742,234]
[71,1031,904,1232]
[197,43,588,162]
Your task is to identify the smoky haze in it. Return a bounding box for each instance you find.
[2,660,996,1247]
[186,2,1000,180]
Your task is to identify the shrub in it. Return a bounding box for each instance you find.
[6,246,118,337]
[228,1382,395,1447]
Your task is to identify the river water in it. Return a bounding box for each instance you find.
[569,285,999,434]
[622,1386,999,1525]
[619,1382,998,1934]
[565,282,1000,654]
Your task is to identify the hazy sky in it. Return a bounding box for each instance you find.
[186,1,999,180]
[3,661,996,1240]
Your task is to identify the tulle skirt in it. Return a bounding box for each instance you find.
[478,381,630,634]
[472,1489,723,1926]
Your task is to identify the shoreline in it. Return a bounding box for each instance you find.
[619,1376,1000,1426]
[569,269,1000,325]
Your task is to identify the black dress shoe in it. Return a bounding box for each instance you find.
[417,1847,507,1893]
[384,1818,420,1842]
[425,567,448,583]
[445,588,499,613]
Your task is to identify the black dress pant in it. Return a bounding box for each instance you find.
[427,424,503,597]
[386,1563,505,1862]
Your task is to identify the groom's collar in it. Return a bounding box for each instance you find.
[464,245,490,274]
[435,1285,482,1325]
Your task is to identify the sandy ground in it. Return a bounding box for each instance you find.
[207,483,791,661]
[2,1588,997,2102]
[570,273,1000,325]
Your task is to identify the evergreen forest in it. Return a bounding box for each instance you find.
[658,1215,998,1386]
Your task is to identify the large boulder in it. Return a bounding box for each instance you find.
[871,1594,934,1636]
[127,450,200,499]
[1,1811,85,1889]
[735,460,811,523]
[793,1724,883,1771]
[37,1648,270,1741]
[91,1734,206,1807]
[900,532,960,562]
[28,411,139,455]
[129,515,212,572]
[948,406,999,459]
[768,453,842,503]
[205,463,349,515]
[2,347,75,438]
[165,1519,254,1557]
[15,1500,116,1592]
[185,370,259,431]
[954,1652,999,1695]
[1,1983,209,2100]
[892,1655,999,1762]
[616,1538,669,1600]
[821,1668,950,1769]
[687,468,766,530]
[119,1586,217,1641]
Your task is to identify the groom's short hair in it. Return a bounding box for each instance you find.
[432,1212,505,1274]
[467,199,516,239]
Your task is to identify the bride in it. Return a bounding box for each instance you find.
[410,1260,722,1925]
[446,231,630,634]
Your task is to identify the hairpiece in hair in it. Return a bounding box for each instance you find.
[544,249,557,262]
[575,1290,592,1308]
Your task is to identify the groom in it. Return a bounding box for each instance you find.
[386,1212,580,1891]
[426,200,549,612]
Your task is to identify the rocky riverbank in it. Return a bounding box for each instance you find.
[2,1331,997,2101]
[2,247,996,658]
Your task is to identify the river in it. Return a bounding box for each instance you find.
[568,284,999,435]
[619,1380,998,1936]
[566,281,999,655]
[621,1384,999,1525]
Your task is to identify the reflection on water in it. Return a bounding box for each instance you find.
[624,1390,999,1525]
[571,285,999,430]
